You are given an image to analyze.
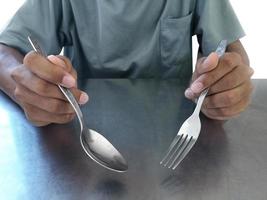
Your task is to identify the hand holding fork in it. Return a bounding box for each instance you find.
[160,40,227,170]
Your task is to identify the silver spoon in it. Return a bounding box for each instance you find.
[28,36,128,172]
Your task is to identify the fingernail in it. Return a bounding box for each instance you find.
[79,92,89,104]
[47,55,66,68]
[62,75,76,88]
[185,89,194,99]
[191,82,204,93]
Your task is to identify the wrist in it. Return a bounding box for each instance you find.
[0,45,24,102]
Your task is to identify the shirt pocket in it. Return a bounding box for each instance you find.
[160,12,193,69]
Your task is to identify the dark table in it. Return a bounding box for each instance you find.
[0,79,267,200]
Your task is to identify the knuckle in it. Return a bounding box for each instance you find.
[61,114,75,123]
[23,51,38,68]
[50,101,64,113]
[14,87,23,101]
[24,108,36,122]
[222,54,234,67]
[10,69,18,80]
[231,52,241,62]
[10,66,23,82]
[35,80,49,95]
[218,108,230,117]
[224,92,236,105]
[222,53,241,67]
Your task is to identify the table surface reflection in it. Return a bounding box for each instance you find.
[0,79,267,200]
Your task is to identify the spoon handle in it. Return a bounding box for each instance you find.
[28,36,85,131]
[58,86,84,131]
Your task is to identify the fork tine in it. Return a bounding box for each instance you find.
[170,137,196,170]
[164,134,188,167]
[160,134,183,165]
[167,136,191,168]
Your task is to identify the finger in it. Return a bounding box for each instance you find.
[56,55,78,79]
[209,65,254,95]
[47,55,78,83]
[23,51,76,88]
[47,55,77,87]
[22,102,76,124]
[186,52,224,99]
[196,52,219,74]
[184,88,195,100]
[190,52,242,94]
[47,55,66,69]
[191,52,219,82]
[11,65,89,104]
[56,55,76,75]
[48,56,88,104]
[14,84,75,114]
[203,81,254,109]
[201,95,252,120]
[11,65,67,101]
[70,87,89,105]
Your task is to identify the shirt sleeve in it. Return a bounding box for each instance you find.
[0,0,69,55]
[193,0,245,56]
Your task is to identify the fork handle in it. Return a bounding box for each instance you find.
[193,89,209,116]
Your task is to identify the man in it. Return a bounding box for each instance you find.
[0,0,254,126]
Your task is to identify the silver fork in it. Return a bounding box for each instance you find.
[160,40,227,170]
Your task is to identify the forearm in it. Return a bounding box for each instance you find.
[0,44,24,101]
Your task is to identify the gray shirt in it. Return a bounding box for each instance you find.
[0,0,244,79]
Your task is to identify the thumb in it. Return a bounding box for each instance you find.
[185,52,219,100]
[47,55,77,87]
[47,55,67,68]
[196,52,219,75]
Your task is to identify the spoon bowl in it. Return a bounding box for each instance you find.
[81,129,128,172]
